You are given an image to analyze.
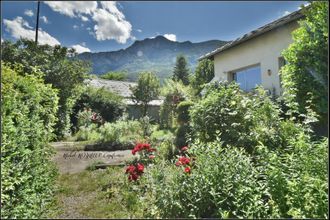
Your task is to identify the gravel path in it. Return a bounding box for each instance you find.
[51,142,134,174]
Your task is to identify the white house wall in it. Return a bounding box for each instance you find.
[213,21,299,95]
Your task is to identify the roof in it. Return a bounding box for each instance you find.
[125,99,164,106]
[86,78,137,98]
[86,78,164,106]
[199,9,304,60]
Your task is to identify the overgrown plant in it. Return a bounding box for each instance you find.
[1,63,59,218]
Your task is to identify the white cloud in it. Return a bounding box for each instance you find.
[92,5,132,43]
[73,24,79,30]
[136,29,142,33]
[45,1,132,44]
[24,9,34,17]
[71,44,91,53]
[44,1,97,17]
[40,16,49,24]
[80,15,89,22]
[3,17,60,46]
[164,34,177,41]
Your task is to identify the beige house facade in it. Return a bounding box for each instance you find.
[200,10,304,96]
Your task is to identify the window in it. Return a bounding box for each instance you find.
[232,65,261,91]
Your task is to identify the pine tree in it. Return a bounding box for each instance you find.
[172,55,190,85]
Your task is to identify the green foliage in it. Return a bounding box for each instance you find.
[99,71,127,81]
[172,55,190,85]
[1,63,59,218]
[1,39,91,138]
[190,82,287,152]
[255,135,328,218]
[130,72,160,117]
[147,141,271,218]
[73,86,125,127]
[174,124,191,148]
[74,120,143,149]
[280,2,328,124]
[191,59,214,94]
[176,100,194,124]
[159,79,194,129]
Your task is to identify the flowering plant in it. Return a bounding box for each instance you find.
[125,142,157,181]
[175,146,193,174]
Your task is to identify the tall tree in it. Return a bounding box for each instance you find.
[281,2,328,125]
[191,58,214,94]
[130,72,160,117]
[172,55,190,85]
[1,39,90,138]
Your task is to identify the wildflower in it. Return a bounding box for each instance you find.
[178,156,190,165]
[181,146,188,151]
[137,163,144,173]
[149,155,156,159]
[126,165,136,174]
[184,166,191,173]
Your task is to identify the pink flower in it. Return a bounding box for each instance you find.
[181,146,188,151]
[149,155,156,159]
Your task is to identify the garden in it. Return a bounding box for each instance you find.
[1,2,328,219]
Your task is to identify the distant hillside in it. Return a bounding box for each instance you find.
[78,36,228,82]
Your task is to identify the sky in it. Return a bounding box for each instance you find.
[1,1,307,53]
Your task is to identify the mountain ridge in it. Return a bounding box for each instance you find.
[78,35,228,81]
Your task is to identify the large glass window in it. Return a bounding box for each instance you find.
[233,65,261,91]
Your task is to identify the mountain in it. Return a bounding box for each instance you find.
[78,36,228,82]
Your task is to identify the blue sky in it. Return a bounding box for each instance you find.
[1,1,306,53]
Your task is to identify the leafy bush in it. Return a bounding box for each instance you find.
[99,71,127,81]
[145,133,328,218]
[1,39,90,138]
[1,63,59,218]
[159,79,194,129]
[73,86,125,127]
[255,135,328,218]
[280,2,328,124]
[190,82,287,152]
[147,141,271,218]
[74,120,143,150]
[176,100,193,124]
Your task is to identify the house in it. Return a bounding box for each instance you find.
[86,78,163,121]
[199,9,304,96]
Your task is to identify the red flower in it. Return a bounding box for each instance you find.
[184,166,191,173]
[136,163,144,173]
[179,156,190,165]
[175,161,181,166]
[128,173,139,181]
[149,155,155,159]
[126,165,136,174]
[181,146,188,151]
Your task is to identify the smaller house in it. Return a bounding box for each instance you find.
[199,9,304,96]
[86,78,163,121]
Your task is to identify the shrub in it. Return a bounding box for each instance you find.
[255,134,328,218]
[147,140,271,218]
[1,39,91,138]
[159,79,194,129]
[280,2,328,124]
[190,82,286,152]
[1,63,58,218]
[176,100,193,124]
[73,119,143,150]
[73,86,125,128]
